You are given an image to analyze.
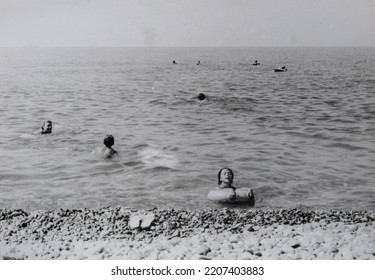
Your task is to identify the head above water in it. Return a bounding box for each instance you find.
[104,134,115,149]
[198,93,205,101]
[41,120,52,134]
[217,167,234,186]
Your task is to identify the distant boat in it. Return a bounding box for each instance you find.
[252,60,260,66]
[274,66,287,72]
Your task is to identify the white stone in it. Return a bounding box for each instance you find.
[229,235,240,243]
[281,244,294,254]
[128,215,142,230]
[192,244,211,256]
[339,247,354,260]
[239,252,253,260]
[141,213,155,230]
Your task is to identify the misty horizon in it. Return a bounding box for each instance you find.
[1,0,374,48]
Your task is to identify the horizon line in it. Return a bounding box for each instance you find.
[1,45,375,49]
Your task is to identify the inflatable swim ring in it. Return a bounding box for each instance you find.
[207,188,255,206]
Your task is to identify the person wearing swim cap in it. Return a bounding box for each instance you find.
[41,120,52,134]
[103,134,117,158]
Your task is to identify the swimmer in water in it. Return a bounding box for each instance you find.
[41,120,52,134]
[103,134,117,158]
[217,167,235,190]
[197,60,200,65]
[198,93,206,101]
[216,167,255,204]
[173,60,177,64]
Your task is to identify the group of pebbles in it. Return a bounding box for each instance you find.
[0,207,374,260]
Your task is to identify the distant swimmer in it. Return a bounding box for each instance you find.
[41,120,52,134]
[173,60,177,64]
[197,60,200,65]
[103,134,117,158]
[252,60,260,66]
[198,93,206,101]
[274,66,287,72]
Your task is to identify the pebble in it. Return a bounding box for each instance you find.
[339,247,354,259]
[239,251,253,259]
[128,215,142,230]
[0,207,374,260]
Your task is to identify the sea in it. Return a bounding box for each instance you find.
[0,47,374,212]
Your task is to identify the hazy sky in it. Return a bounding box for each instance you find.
[1,0,374,47]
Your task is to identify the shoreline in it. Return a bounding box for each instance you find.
[1,207,374,260]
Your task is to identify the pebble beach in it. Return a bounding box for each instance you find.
[1,207,374,260]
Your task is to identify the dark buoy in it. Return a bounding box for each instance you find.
[198,93,206,101]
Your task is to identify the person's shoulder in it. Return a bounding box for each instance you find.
[104,148,117,158]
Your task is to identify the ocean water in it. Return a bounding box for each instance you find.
[0,47,374,211]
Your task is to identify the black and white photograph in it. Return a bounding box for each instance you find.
[0,0,374,266]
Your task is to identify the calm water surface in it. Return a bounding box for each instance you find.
[0,47,374,211]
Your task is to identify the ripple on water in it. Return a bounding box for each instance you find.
[1,47,375,211]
